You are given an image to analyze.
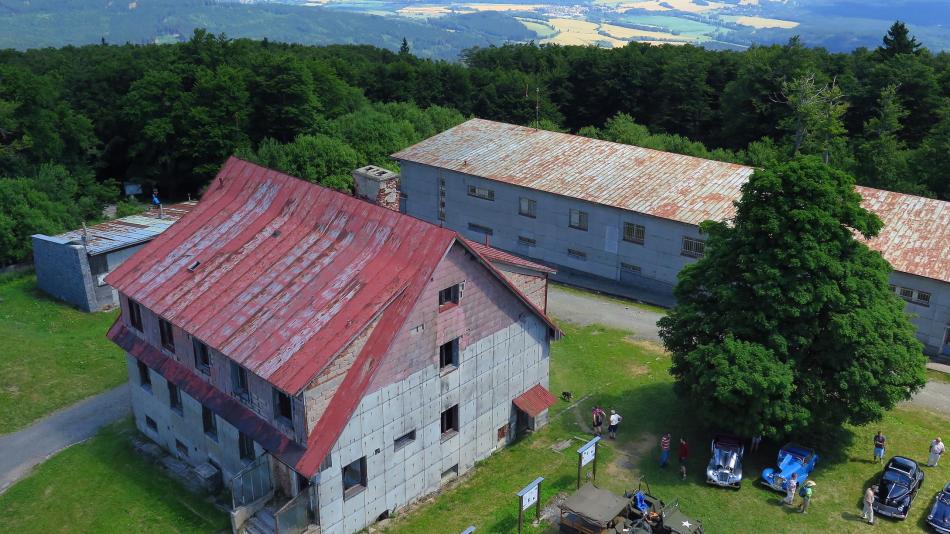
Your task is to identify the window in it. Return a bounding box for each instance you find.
[438,177,446,222]
[168,382,182,414]
[441,464,459,482]
[497,424,508,440]
[231,362,249,400]
[274,388,293,423]
[568,249,587,260]
[145,415,158,433]
[175,439,189,458]
[128,298,143,331]
[193,339,211,374]
[441,405,459,439]
[159,319,175,352]
[915,291,931,306]
[899,287,915,300]
[519,197,537,218]
[623,223,645,245]
[895,286,932,306]
[681,237,706,258]
[467,185,494,201]
[394,430,416,451]
[439,338,459,371]
[202,406,217,440]
[342,457,367,499]
[620,262,641,273]
[320,454,333,472]
[569,209,588,231]
[468,223,493,236]
[239,431,255,461]
[439,284,460,309]
[137,360,151,390]
[518,236,536,247]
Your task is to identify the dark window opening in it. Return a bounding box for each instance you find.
[193,339,211,374]
[441,405,459,439]
[159,319,175,352]
[239,431,255,461]
[202,406,217,440]
[438,284,460,309]
[439,338,460,371]
[175,439,188,458]
[568,249,587,260]
[468,223,493,236]
[620,262,641,273]
[128,298,143,331]
[168,382,182,414]
[623,223,646,244]
[569,209,589,231]
[518,236,536,247]
[342,457,367,499]
[519,197,537,218]
[145,415,158,433]
[394,430,416,451]
[320,454,333,472]
[441,464,459,482]
[231,362,249,400]
[467,185,494,201]
[498,424,509,440]
[297,473,311,492]
[682,237,706,258]
[137,360,151,390]
[274,388,293,423]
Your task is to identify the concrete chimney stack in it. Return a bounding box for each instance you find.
[352,165,401,212]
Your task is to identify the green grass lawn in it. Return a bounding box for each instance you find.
[380,322,950,534]
[0,273,126,433]
[0,419,229,533]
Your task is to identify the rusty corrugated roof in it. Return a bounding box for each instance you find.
[512,384,557,418]
[462,238,556,273]
[394,119,950,284]
[51,202,197,255]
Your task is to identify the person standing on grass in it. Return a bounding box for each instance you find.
[873,431,886,464]
[783,473,798,505]
[750,434,762,452]
[928,437,945,466]
[592,406,605,436]
[862,485,876,524]
[678,438,689,480]
[659,433,671,467]
[799,480,815,513]
[608,409,622,440]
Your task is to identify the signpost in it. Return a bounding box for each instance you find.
[516,476,544,534]
[460,527,476,534]
[577,436,601,488]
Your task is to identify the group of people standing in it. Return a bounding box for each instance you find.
[591,406,622,440]
[781,473,816,513]
[861,431,944,525]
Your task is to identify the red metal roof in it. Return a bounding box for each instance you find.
[462,238,556,273]
[512,384,557,418]
[394,119,950,284]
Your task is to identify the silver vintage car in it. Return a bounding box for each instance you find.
[707,434,744,488]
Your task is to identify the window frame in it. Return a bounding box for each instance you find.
[567,248,587,261]
[239,431,256,461]
[467,185,495,201]
[623,222,646,245]
[231,361,250,401]
[467,222,493,236]
[137,360,151,391]
[439,338,460,372]
[569,209,589,231]
[342,457,368,499]
[518,197,537,218]
[159,318,175,353]
[438,284,461,310]
[620,262,641,273]
[517,235,537,247]
[394,429,416,451]
[193,338,211,374]
[128,298,143,331]
[145,415,158,433]
[441,405,459,440]
[202,405,218,440]
[168,382,182,414]
[681,236,706,258]
[273,388,294,425]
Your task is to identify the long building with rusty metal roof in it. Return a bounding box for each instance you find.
[393,118,950,356]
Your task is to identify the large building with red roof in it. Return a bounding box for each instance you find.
[394,119,950,357]
[105,157,560,534]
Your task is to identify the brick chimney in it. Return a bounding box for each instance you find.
[353,165,401,212]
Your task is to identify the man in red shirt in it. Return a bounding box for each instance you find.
[679,438,689,480]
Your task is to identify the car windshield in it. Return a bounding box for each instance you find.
[882,469,911,486]
[940,490,950,505]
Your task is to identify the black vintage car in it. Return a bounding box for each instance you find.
[872,456,925,519]
[927,481,950,533]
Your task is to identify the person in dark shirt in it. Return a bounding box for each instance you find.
[678,438,689,480]
[873,431,886,464]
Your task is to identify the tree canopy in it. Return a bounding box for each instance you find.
[657,158,926,439]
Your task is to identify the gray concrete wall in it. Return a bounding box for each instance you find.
[31,235,98,311]
[399,161,950,356]
[126,354,265,483]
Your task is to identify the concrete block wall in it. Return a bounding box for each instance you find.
[126,354,265,483]
[889,272,950,355]
[32,235,98,311]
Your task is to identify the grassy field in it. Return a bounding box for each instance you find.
[379,322,950,533]
[0,273,126,433]
[0,420,229,533]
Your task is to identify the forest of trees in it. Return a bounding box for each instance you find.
[1,23,948,264]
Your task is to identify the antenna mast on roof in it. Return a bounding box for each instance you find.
[535,85,540,129]
[81,221,88,248]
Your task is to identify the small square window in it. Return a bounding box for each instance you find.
[159,319,175,352]
[168,382,182,414]
[145,415,158,433]
[175,439,189,458]
[621,262,641,273]
[439,338,459,371]
[137,360,151,390]
[468,223,493,236]
[202,406,217,440]
[441,464,459,482]
[682,237,706,258]
[231,362,249,400]
[194,339,211,374]
[569,209,588,231]
[274,388,293,423]
[623,223,645,244]
[343,457,368,499]
[497,424,508,440]
[568,248,587,260]
[394,430,416,451]
[915,291,931,306]
[239,431,255,461]
[439,284,461,309]
[441,405,459,439]
[519,197,537,218]
[467,185,494,201]
[899,287,915,300]
[517,236,536,247]
[128,298,143,331]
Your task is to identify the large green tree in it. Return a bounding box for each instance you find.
[658,158,926,439]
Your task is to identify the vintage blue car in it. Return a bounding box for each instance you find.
[926,481,950,533]
[760,443,819,492]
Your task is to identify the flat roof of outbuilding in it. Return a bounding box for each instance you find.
[394,119,950,284]
[46,202,197,255]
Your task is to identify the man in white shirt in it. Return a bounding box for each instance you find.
[928,437,945,467]
[608,409,622,440]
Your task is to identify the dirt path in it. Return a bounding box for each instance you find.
[0,383,130,493]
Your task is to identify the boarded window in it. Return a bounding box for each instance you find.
[128,298,143,331]
[193,339,211,374]
[468,223,493,236]
[518,236,536,247]
[439,338,459,371]
[394,430,416,451]
[168,382,182,414]
[438,284,460,308]
[274,388,293,423]
[231,362,249,400]
[202,406,217,439]
[681,237,706,258]
[239,431,255,461]
[519,197,537,218]
[568,249,587,260]
[569,209,589,231]
[467,185,494,201]
[159,319,175,352]
[343,457,367,499]
[441,405,459,438]
[137,361,151,390]
[623,223,646,244]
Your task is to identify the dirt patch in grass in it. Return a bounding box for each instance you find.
[604,432,658,480]
[624,337,669,355]
[628,362,650,376]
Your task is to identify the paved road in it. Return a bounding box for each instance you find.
[906,379,950,414]
[0,383,130,493]
[547,285,664,341]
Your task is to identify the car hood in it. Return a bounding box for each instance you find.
[663,508,702,534]
[708,449,741,472]
[931,497,950,527]
[775,455,804,478]
[878,479,911,504]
